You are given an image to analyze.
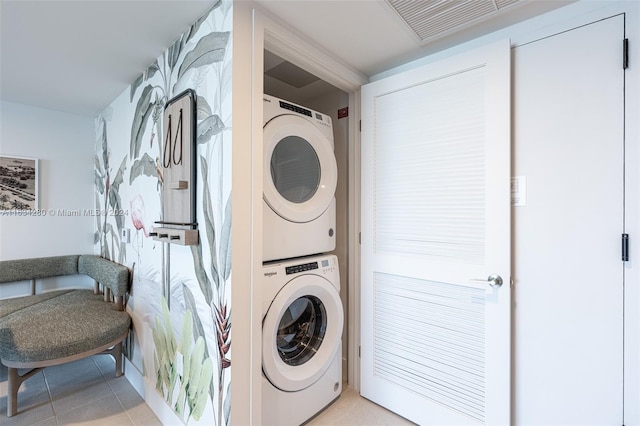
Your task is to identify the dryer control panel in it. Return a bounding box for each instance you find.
[279,100,312,117]
[278,99,332,129]
[264,95,333,129]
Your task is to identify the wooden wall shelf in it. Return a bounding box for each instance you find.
[150,227,199,246]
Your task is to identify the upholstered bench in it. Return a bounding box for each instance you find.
[0,254,131,417]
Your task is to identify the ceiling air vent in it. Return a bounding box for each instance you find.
[385,0,524,43]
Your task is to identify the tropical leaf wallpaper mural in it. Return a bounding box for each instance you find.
[94,1,232,425]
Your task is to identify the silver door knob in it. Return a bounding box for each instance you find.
[487,274,503,287]
[470,274,503,287]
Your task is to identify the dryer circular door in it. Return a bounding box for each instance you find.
[262,274,343,392]
[264,115,338,223]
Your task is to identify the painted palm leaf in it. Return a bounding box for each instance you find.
[177,32,230,82]
[130,85,154,160]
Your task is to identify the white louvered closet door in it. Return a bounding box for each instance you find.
[361,39,511,425]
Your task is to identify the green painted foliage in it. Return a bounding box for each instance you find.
[129,153,157,185]
[94,118,126,263]
[153,298,213,423]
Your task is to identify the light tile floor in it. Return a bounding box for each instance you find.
[307,386,415,426]
[0,355,161,426]
[1,356,413,426]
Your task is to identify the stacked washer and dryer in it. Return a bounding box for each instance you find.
[261,94,344,426]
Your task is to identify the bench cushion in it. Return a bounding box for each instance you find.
[0,290,131,365]
[0,290,74,319]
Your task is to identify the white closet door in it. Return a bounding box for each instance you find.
[513,15,624,424]
[361,40,511,425]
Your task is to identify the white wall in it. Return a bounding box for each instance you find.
[0,101,95,296]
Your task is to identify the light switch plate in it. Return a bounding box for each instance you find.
[511,176,527,207]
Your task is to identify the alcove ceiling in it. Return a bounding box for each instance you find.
[0,0,574,117]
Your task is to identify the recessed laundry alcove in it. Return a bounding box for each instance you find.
[263,48,351,384]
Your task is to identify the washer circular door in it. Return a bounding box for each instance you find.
[264,115,338,223]
[262,274,343,392]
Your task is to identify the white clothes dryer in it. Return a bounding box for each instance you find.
[262,254,343,426]
[263,94,337,262]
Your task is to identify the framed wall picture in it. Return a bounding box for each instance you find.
[0,155,39,210]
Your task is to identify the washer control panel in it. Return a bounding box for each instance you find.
[285,261,318,275]
[282,256,338,276]
[262,255,340,309]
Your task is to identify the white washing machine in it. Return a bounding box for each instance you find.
[262,254,343,426]
[263,94,337,262]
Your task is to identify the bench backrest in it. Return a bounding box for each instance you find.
[0,255,130,298]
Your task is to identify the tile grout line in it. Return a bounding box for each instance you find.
[41,368,58,421]
[43,356,120,424]
[2,357,150,426]
[92,355,137,426]
[53,393,127,425]
[113,387,137,426]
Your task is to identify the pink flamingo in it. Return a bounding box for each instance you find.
[130,194,148,237]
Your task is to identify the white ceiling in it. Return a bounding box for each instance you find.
[0,0,573,117]
[0,0,215,116]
